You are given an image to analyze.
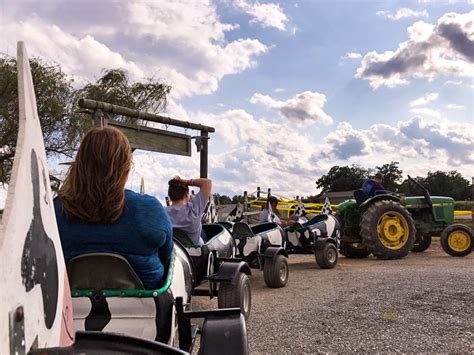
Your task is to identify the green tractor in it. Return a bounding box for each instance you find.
[336,176,473,260]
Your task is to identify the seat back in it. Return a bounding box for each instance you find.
[173,228,194,245]
[67,253,144,290]
[232,222,255,240]
[354,189,369,206]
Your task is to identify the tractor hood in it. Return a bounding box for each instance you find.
[403,196,455,208]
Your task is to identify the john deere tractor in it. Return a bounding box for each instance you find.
[336,176,473,260]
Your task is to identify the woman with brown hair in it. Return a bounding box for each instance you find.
[54,127,173,289]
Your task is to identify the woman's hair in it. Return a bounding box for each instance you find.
[58,127,132,224]
[168,178,189,201]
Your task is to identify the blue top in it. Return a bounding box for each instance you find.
[54,189,173,290]
[166,191,208,245]
[362,179,386,197]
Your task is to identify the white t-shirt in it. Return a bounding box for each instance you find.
[259,209,281,225]
[167,191,208,245]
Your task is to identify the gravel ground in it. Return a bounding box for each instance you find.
[193,241,473,354]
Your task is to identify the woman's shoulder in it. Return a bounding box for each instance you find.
[125,189,165,211]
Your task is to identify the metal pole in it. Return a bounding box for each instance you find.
[200,130,209,178]
[471,177,474,225]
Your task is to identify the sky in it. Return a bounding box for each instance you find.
[1,0,473,204]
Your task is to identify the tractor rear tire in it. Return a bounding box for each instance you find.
[360,200,415,260]
[218,272,251,319]
[339,241,371,258]
[440,224,472,257]
[314,243,338,269]
[411,233,432,252]
[263,254,289,288]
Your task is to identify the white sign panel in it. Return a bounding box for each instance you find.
[0,42,73,354]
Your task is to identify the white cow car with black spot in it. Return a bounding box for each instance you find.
[227,197,341,284]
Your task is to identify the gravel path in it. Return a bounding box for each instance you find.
[193,241,473,353]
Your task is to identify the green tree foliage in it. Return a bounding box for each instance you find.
[316,165,370,193]
[0,54,171,185]
[214,193,232,205]
[0,55,76,183]
[74,68,171,126]
[232,195,245,204]
[375,161,403,191]
[400,171,471,200]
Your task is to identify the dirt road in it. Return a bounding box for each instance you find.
[193,241,473,353]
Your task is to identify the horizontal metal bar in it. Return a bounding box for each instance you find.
[184,308,241,319]
[78,98,215,133]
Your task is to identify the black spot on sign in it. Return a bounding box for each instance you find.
[21,149,59,329]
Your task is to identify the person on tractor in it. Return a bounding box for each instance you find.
[166,176,212,245]
[54,127,174,290]
[260,196,297,227]
[362,172,387,197]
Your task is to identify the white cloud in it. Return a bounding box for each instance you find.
[342,52,363,60]
[446,104,465,109]
[409,107,441,119]
[1,18,145,85]
[377,8,429,21]
[317,117,474,169]
[322,122,372,159]
[0,1,268,97]
[234,0,289,31]
[0,187,7,209]
[443,80,463,85]
[409,92,439,107]
[274,88,286,92]
[129,108,325,198]
[250,91,333,125]
[357,11,474,88]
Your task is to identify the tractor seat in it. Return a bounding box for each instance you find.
[354,189,369,206]
[173,228,194,245]
[67,253,144,290]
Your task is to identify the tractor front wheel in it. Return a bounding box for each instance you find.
[411,233,432,252]
[360,200,416,260]
[440,224,472,257]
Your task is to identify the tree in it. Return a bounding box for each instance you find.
[0,55,76,183]
[316,165,370,193]
[401,171,471,200]
[214,193,232,205]
[73,68,171,125]
[375,161,403,191]
[232,195,245,204]
[0,54,172,185]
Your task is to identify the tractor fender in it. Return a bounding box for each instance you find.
[263,246,288,259]
[313,237,337,251]
[212,261,251,285]
[360,194,400,211]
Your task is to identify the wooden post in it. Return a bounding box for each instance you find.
[244,191,248,223]
[200,130,209,178]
